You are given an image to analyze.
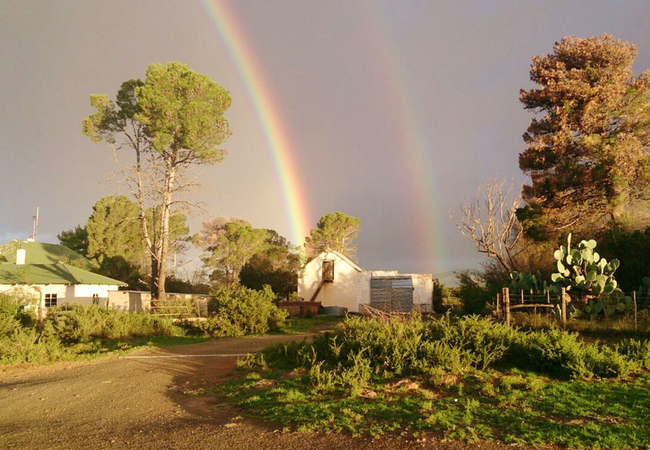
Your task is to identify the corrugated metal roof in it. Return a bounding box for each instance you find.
[370,276,413,289]
[0,263,127,286]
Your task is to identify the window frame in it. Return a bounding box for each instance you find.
[44,293,58,308]
[322,260,335,282]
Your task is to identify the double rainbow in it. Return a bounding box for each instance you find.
[200,1,445,271]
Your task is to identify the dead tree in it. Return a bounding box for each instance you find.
[453,179,523,273]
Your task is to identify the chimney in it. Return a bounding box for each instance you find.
[16,248,26,265]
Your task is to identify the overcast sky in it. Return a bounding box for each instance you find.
[2,1,650,278]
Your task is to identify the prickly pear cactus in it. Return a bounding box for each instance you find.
[510,270,548,294]
[550,233,621,297]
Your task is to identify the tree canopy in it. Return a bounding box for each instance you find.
[305,212,360,260]
[239,229,301,298]
[57,225,89,256]
[194,218,269,288]
[518,34,650,240]
[86,195,145,266]
[59,195,189,290]
[83,62,232,299]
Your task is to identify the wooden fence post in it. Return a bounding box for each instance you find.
[561,287,567,330]
[503,287,511,327]
[633,291,638,334]
[521,289,524,304]
[496,293,501,318]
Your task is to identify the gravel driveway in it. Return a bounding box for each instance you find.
[0,333,533,450]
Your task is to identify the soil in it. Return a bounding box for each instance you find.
[0,332,540,450]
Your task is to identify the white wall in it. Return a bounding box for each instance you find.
[0,283,120,308]
[108,290,152,312]
[298,252,363,312]
[72,284,121,306]
[356,271,372,307]
[410,274,433,312]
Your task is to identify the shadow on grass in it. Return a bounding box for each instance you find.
[276,315,345,334]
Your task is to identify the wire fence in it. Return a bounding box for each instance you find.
[497,287,648,332]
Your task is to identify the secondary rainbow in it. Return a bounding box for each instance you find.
[364,5,447,272]
[199,0,311,246]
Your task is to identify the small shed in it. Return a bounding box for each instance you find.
[297,250,433,313]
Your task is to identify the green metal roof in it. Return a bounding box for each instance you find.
[0,240,98,271]
[0,263,127,286]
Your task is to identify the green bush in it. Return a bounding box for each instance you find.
[617,339,650,370]
[456,271,493,315]
[0,291,38,328]
[46,305,179,343]
[203,285,288,337]
[510,328,637,378]
[253,315,649,386]
[0,313,20,337]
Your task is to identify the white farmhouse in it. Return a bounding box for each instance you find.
[298,250,433,313]
[0,240,126,310]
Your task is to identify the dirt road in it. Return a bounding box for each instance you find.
[0,334,526,450]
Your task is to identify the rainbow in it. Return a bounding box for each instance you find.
[363,5,447,272]
[199,0,312,247]
[199,1,445,271]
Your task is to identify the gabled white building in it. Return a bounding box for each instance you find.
[297,250,433,313]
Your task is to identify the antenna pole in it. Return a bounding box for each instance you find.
[30,207,39,241]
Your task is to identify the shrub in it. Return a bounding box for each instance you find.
[204,285,288,337]
[456,271,493,315]
[432,279,449,313]
[0,324,65,364]
[253,314,647,386]
[0,291,38,327]
[617,339,650,370]
[0,313,19,337]
[45,305,179,343]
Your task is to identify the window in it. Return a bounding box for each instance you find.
[44,294,57,308]
[322,260,334,282]
[92,294,99,305]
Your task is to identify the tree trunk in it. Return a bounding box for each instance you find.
[157,255,167,300]
[154,163,176,301]
[151,253,159,298]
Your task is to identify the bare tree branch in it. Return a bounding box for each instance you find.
[452,178,523,273]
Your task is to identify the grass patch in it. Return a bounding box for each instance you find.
[222,314,650,447]
[223,369,650,445]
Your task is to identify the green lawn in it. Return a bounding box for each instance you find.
[221,368,650,447]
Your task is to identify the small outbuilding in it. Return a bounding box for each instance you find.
[297,250,433,313]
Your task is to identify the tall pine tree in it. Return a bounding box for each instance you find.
[518,35,650,240]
